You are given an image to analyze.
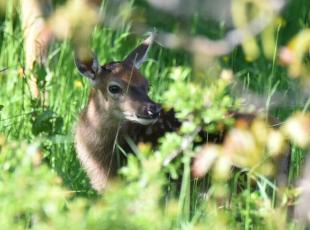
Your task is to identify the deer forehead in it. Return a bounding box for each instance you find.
[106,63,149,87]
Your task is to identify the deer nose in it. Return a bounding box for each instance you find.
[145,103,161,119]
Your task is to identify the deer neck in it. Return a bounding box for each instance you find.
[81,89,122,153]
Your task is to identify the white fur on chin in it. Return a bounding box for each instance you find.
[125,115,158,125]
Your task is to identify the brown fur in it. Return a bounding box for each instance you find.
[75,89,120,190]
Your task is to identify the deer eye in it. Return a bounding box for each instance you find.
[108,84,122,95]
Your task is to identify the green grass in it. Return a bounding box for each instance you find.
[0,0,309,229]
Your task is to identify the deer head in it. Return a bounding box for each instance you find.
[75,33,161,126]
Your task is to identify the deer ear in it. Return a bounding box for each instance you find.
[124,32,156,69]
[75,52,100,81]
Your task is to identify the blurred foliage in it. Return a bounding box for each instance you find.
[0,136,179,229]
[280,29,310,78]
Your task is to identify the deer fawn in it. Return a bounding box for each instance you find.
[74,33,290,192]
[75,33,180,191]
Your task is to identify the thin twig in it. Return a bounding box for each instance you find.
[163,128,201,166]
